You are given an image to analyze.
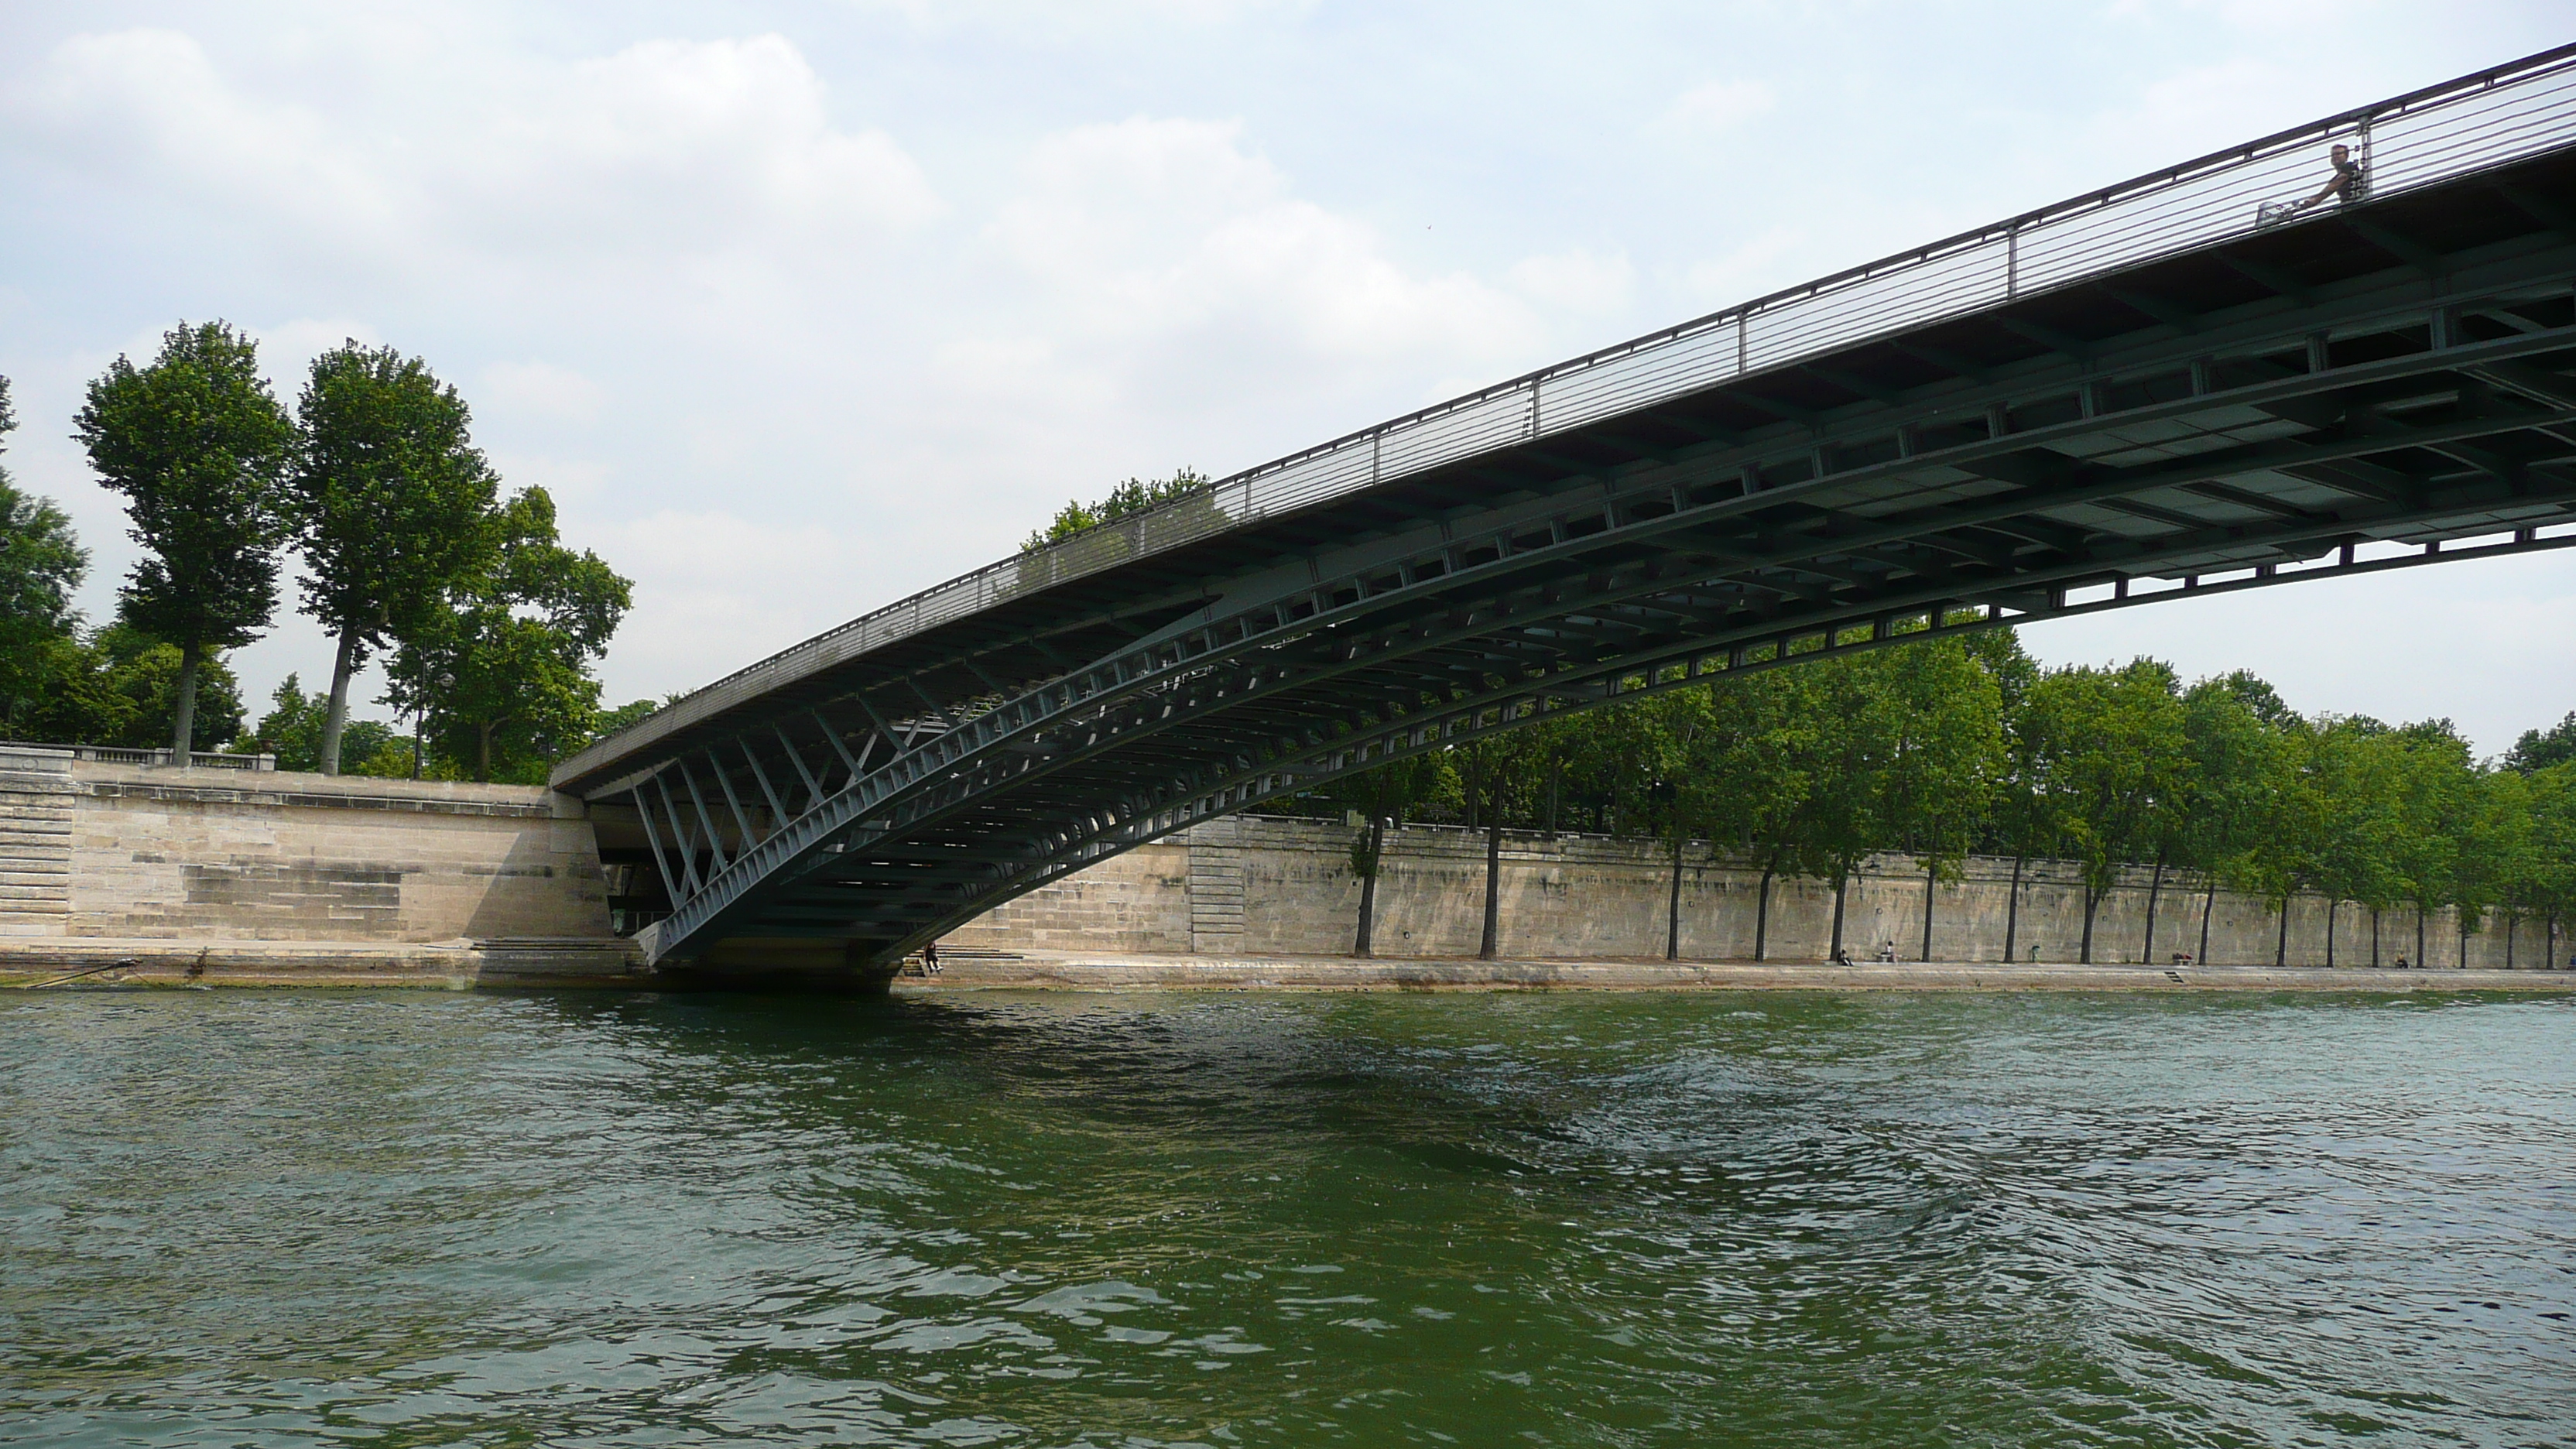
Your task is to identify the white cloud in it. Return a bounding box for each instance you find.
[481,361,607,426]
[989,115,1537,367]
[9,29,940,272]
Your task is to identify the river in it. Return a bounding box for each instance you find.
[2,988,2570,1446]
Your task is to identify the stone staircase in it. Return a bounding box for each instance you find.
[0,748,76,937]
[1187,817,1245,953]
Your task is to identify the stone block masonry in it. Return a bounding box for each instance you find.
[9,742,2562,982]
[949,814,2571,971]
[0,746,613,944]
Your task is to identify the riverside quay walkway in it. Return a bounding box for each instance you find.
[557,47,2576,982]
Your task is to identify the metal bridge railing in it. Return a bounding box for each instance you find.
[584,44,2576,765]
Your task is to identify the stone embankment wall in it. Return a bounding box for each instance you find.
[5,745,2559,974]
[0,747,611,943]
[950,814,2569,969]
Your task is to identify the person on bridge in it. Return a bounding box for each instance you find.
[2295,143,2366,212]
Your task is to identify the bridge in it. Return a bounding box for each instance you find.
[555,48,2576,984]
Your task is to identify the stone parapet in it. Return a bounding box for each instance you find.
[26,757,612,944]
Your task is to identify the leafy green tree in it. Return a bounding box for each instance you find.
[2513,762,2576,968]
[1697,663,1822,961]
[1454,728,1548,960]
[591,697,677,745]
[2476,767,2540,967]
[0,378,94,724]
[389,487,630,783]
[1579,689,1716,961]
[2021,659,2190,962]
[1325,751,1447,957]
[2382,720,2482,967]
[1023,468,1212,550]
[2506,711,2576,774]
[288,344,502,774]
[244,673,399,774]
[2173,674,2295,965]
[2293,718,2409,966]
[1879,633,2004,960]
[74,322,294,759]
[1747,638,2001,961]
[69,622,247,751]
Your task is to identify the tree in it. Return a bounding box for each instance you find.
[1326,751,1446,957]
[88,622,247,751]
[1023,468,1213,551]
[1791,639,2001,960]
[2293,718,2407,968]
[0,376,92,721]
[74,322,294,759]
[591,697,677,745]
[1697,664,1822,962]
[2021,659,2191,963]
[244,673,399,774]
[389,487,630,783]
[1879,633,2004,961]
[2173,674,2295,966]
[2382,721,2482,968]
[289,344,502,774]
[2513,762,2576,969]
[2505,711,2576,774]
[1454,728,1546,960]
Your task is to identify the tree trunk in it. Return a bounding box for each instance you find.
[2080,882,2100,964]
[318,629,361,776]
[2004,854,2025,964]
[1478,792,1502,961]
[170,642,201,763]
[2276,894,2290,968]
[1830,868,1850,960]
[2416,908,2426,971]
[1755,865,1776,962]
[1920,859,1937,963]
[2326,898,2338,968]
[2506,912,2516,970]
[2372,907,2380,968]
[1352,818,1383,958]
[2198,875,2216,967]
[1666,827,1684,961]
[2143,859,2164,965]
[1546,764,1560,839]
[476,721,495,784]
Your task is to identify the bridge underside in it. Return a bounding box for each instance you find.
[563,142,2576,983]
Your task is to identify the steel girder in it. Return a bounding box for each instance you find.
[587,165,2576,976]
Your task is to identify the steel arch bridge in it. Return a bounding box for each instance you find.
[555,49,2576,983]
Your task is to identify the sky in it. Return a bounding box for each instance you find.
[2,0,2570,757]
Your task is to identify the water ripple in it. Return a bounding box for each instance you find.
[2,988,2570,1445]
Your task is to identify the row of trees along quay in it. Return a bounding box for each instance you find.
[0,322,645,783]
[1033,473,2576,969]
[1287,635,2576,968]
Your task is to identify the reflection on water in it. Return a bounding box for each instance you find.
[2,988,2570,1445]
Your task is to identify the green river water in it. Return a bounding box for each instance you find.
[2,988,2570,1447]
